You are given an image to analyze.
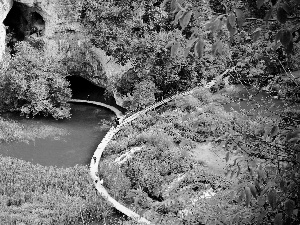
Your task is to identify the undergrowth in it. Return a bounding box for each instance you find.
[1,86,299,224]
[102,86,300,224]
[0,117,68,143]
[0,157,119,224]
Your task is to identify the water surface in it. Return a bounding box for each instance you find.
[0,103,114,168]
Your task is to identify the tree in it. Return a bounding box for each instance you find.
[81,0,203,106]
[0,42,72,119]
[131,80,157,110]
[160,1,300,224]
[164,0,300,73]
[81,1,300,224]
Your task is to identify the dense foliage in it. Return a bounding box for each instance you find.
[1,0,300,224]
[102,87,300,224]
[0,42,72,119]
[80,0,214,105]
[0,157,124,224]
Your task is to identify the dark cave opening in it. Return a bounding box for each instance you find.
[4,2,45,54]
[30,11,45,37]
[66,76,126,113]
[4,2,29,42]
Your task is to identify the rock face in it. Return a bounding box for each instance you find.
[0,0,131,108]
[0,0,108,88]
[0,0,13,61]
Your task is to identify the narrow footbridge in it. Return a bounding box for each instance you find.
[68,99,124,118]
[70,89,195,224]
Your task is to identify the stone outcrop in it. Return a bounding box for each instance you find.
[0,0,13,61]
[0,0,108,88]
[91,47,133,107]
[0,0,132,107]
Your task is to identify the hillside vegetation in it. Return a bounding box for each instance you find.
[0,0,300,224]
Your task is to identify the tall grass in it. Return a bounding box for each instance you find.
[0,156,118,224]
[0,117,68,144]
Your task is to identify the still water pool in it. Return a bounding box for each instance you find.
[0,103,114,168]
[1,86,298,168]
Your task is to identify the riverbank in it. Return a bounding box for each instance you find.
[1,85,298,224]
[0,100,125,224]
[0,103,116,167]
[0,155,126,224]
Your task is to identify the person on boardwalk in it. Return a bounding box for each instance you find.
[114,115,125,127]
[115,117,120,126]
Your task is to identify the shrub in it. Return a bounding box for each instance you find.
[0,157,113,224]
[0,42,71,119]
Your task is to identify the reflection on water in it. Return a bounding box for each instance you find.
[2,86,297,168]
[0,103,114,168]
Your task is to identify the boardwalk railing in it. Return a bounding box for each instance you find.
[71,68,234,224]
[84,88,196,224]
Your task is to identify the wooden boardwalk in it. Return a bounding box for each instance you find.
[69,88,196,224]
[68,99,124,118]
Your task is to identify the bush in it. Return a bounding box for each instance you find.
[99,160,132,201]
[0,42,72,119]
[81,0,212,105]
[0,156,113,224]
[124,131,194,199]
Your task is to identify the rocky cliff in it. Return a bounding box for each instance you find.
[0,0,109,87]
[0,0,132,108]
[0,0,13,61]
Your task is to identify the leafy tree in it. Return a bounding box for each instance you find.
[81,0,206,106]
[131,80,157,110]
[0,42,72,119]
[164,0,300,82]
[81,0,300,97]
[159,1,300,223]
[81,1,300,224]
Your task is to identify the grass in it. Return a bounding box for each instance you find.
[0,116,124,224]
[1,86,297,224]
[0,117,68,144]
[103,87,298,224]
[0,89,232,224]
[0,156,121,224]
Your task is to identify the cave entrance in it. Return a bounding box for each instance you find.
[30,12,45,37]
[3,2,30,42]
[67,75,108,102]
[3,2,46,54]
[66,75,126,113]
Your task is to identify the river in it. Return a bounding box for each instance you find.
[0,103,114,168]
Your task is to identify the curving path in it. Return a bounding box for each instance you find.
[66,66,297,223]
[83,67,235,224]
[70,71,231,224]
[69,88,195,225]
[69,87,204,224]
[68,99,124,119]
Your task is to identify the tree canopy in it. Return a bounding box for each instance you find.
[80,1,300,224]
[81,0,300,107]
[0,42,71,119]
